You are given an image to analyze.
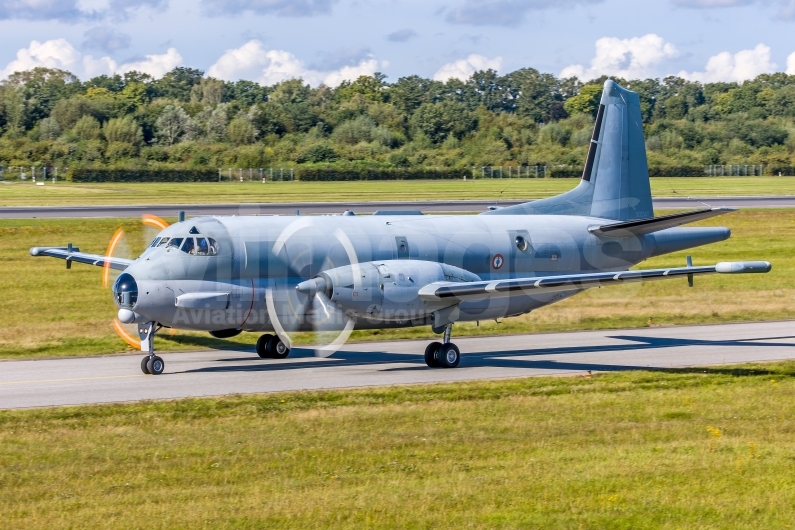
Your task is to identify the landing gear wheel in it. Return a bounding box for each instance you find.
[424,341,442,368]
[146,355,165,375]
[267,336,290,359]
[436,343,460,368]
[141,356,151,374]
[256,334,274,358]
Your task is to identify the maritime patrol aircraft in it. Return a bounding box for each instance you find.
[31,80,771,375]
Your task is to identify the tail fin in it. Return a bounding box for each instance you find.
[483,80,653,221]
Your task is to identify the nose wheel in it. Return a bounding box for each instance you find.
[424,324,460,368]
[139,321,165,375]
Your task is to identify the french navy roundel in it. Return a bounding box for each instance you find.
[492,254,504,270]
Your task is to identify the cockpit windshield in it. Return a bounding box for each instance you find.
[162,236,218,255]
[167,238,184,249]
[197,238,209,255]
[181,238,196,254]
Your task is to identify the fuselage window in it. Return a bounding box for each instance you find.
[167,237,183,250]
[196,238,209,255]
[149,237,161,248]
[157,237,170,247]
[181,237,196,254]
[208,238,219,255]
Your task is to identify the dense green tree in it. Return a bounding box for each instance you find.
[156,105,192,145]
[410,101,476,144]
[2,62,795,171]
[153,67,204,101]
[71,115,102,141]
[104,116,143,146]
[563,84,602,117]
[228,117,257,145]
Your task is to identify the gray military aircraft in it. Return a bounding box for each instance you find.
[31,80,771,375]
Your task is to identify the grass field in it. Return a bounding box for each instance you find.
[2,362,795,528]
[1,208,791,359]
[3,176,795,207]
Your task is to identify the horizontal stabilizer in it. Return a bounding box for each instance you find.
[419,260,771,302]
[30,246,132,271]
[589,207,735,237]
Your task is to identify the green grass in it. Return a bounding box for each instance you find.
[3,176,795,207]
[2,362,795,528]
[1,208,791,359]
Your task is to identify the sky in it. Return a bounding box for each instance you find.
[1,0,795,86]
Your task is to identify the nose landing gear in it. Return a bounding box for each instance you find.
[139,321,165,375]
[424,324,460,368]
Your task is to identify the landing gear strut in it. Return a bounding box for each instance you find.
[256,334,291,359]
[425,324,460,368]
[139,321,165,375]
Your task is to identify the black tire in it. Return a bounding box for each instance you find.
[267,336,290,359]
[256,334,273,358]
[424,341,442,367]
[436,343,460,368]
[147,355,165,375]
[141,356,150,374]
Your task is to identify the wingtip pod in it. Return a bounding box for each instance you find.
[30,247,41,256]
[716,261,772,274]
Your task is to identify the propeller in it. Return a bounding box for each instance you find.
[267,221,357,358]
[103,214,171,349]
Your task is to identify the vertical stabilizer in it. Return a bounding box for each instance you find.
[482,80,654,221]
[586,80,653,220]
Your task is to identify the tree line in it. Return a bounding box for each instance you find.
[1,66,794,174]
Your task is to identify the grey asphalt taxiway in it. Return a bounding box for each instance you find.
[2,196,795,219]
[2,321,794,409]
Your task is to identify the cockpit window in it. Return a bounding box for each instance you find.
[196,238,209,255]
[149,237,161,248]
[181,237,196,254]
[208,238,218,255]
[157,237,170,247]
[167,237,183,249]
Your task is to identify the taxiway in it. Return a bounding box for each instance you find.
[1,321,793,409]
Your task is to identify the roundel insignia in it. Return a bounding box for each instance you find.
[492,254,504,270]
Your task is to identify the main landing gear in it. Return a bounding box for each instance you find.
[255,334,291,359]
[139,321,165,375]
[424,324,460,368]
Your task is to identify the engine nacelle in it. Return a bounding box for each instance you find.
[297,260,479,323]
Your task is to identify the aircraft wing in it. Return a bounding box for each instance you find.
[30,246,133,271]
[418,261,771,302]
[588,207,735,237]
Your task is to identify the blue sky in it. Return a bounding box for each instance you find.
[1,0,795,85]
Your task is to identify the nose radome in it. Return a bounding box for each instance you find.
[113,272,138,309]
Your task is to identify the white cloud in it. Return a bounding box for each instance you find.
[208,39,383,87]
[0,38,181,79]
[0,38,81,78]
[323,58,379,86]
[433,54,502,81]
[678,44,776,82]
[786,51,795,75]
[117,48,182,78]
[560,34,679,81]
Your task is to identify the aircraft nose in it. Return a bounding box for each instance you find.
[112,272,139,309]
